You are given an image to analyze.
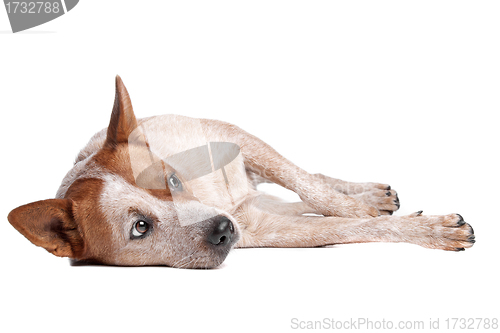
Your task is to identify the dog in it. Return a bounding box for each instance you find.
[8,76,475,268]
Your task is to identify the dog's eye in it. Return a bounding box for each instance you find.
[131,220,150,239]
[168,174,182,190]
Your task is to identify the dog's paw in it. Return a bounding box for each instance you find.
[405,213,475,251]
[352,189,400,215]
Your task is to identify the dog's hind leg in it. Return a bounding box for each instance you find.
[250,194,320,216]
[202,119,379,218]
[247,169,399,215]
[235,203,475,251]
[313,173,391,195]
[314,174,400,215]
[246,170,273,189]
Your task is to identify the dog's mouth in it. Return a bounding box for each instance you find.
[195,215,239,269]
[171,244,238,269]
[161,215,239,269]
[171,254,228,269]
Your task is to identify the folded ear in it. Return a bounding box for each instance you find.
[104,75,139,149]
[8,199,84,258]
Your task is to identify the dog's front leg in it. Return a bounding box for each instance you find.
[235,206,475,251]
[202,119,379,218]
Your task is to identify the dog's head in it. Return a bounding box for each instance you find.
[8,76,240,268]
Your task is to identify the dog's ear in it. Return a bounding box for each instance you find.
[8,199,84,258]
[104,75,139,149]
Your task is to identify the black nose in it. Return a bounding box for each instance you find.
[207,216,234,246]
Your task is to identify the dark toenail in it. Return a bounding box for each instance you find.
[416,210,423,215]
[455,214,465,226]
[456,247,465,251]
[468,224,474,234]
[386,186,391,190]
[389,211,393,215]
[386,191,391,196]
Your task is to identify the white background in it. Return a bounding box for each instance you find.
[1,1,499,332]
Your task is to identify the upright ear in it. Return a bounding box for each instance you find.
[104,75,139,149]
[8,199,84,258]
